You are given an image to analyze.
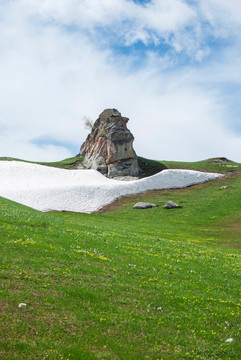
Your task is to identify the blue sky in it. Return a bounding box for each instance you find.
[0,0,241,162]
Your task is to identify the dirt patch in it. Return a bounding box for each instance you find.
[220,169,241,178]
[228,222,241,231]
[221,215,241,232]
[222,242,241,248]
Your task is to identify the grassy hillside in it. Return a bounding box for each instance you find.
[161,157,241,173]
[1,155,240,176]
[137,157,167,177]
[0,156,84,169]
[0,163,240,359]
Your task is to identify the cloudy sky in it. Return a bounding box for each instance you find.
[0,0,241,162]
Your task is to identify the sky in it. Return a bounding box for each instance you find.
[0,0,241,162]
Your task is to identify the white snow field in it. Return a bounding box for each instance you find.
[0,161,222,213]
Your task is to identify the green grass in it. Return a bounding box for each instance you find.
[39,156,84,169]
[0,162,241,359]
[161,158,241,173]
[0,156,84,169]
[97,171,241,247]
[137,157,167,177]
[2,155,240,176]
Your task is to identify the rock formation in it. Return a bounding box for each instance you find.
[79,109,139,177]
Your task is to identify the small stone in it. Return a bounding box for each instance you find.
[225,338,234,343]
[164,201,180,209]
[133,202,156,209]
[18,303,27,309]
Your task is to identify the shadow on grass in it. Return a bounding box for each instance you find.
[137,156,167,178]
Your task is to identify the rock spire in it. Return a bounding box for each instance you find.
[79,109,139,177]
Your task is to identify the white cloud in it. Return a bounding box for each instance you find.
[16,0,241,61]
[199,0,241,28]
[138,0,196,32]
[18,0,198,52]
[0,0,240,163]
[0,127,73,161]
[20,0,195,29]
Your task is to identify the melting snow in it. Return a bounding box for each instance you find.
[0,161,222,213]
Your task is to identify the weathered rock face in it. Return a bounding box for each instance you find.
[80,109,139,177]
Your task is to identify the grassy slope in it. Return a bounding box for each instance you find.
[161,158,241,173]
[0,156,84,169]
[1,155,240,175]
[0,161,240,359]
[137,157,167,177]
[0,156,241,177]
[95,171,241,246]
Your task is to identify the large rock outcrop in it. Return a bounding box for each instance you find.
[79,109,139,177]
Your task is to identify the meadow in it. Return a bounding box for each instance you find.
[0,158,240,359]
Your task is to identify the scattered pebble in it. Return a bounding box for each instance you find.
[153,306,164,312]
[18,303,27,309]
[164,201,180,209]
[225,338,234,343]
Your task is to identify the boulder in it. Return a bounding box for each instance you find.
[80,109,139,177]
[164,201,180,209]
[133,202,156,209]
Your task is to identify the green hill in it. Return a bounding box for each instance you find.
[1,155,240,176]
[0,158,240,359]
[0,156,84,169]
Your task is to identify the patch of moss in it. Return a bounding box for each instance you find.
[96,129,106,138]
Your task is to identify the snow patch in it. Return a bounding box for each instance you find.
[0,161,222,213]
